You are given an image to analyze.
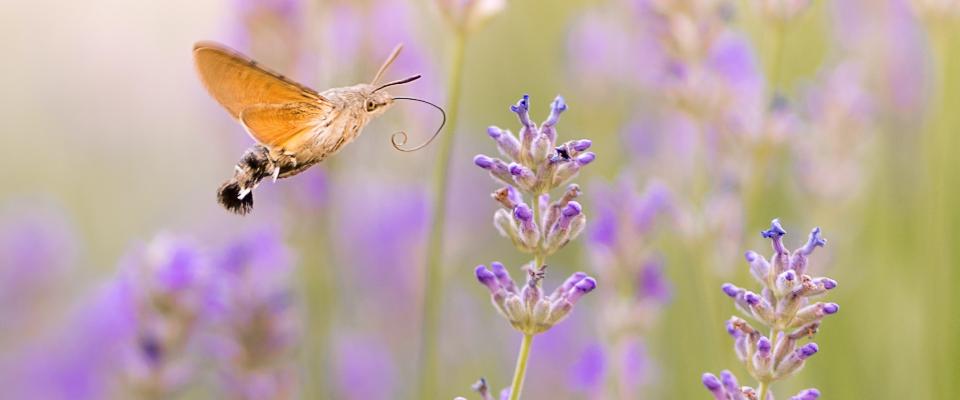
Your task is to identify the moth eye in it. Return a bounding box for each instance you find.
[365,100,377,112]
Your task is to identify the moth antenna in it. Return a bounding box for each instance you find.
[390,97,447,152]
[374,75,421,93]
[371,43,404,85]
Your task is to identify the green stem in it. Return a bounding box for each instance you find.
[509,334,535,400]
[758,380,770,400]
[770,21,788,92]
[414,30,468,399]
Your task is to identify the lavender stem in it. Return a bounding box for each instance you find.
[509,334,534,400]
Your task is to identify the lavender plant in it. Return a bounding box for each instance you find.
[209,229,300,400]
[576,178,673,397]
[471,94,597,400]
[702,219,838,400]
[119,235,209,399]
[416,2,504,396]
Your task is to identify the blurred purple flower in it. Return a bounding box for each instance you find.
[569,343,605,392]
[230,0,304,70]
[793,62,876,202]
[209,228,300,400]
[0,200,77,331]
[335,183,426,308]
[332,335,397,400]
[638,258,670,304]
[569,339,651,397]
[833,0,930,122]
[118,234,211,397]
[0,275,136,400]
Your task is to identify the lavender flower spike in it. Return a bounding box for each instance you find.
[476,262,597,335]
[472,94,597,400]
[703,220,839,399]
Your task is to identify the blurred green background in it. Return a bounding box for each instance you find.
[1,0,958,398]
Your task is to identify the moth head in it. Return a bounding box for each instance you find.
[363,89,395,115]
[367,74,421,114]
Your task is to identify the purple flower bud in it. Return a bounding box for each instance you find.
[560,272,588,293]
[487,126,521,160]
[819,278,837,290]
[722,283,742,298]
[576,152,596,165]
[763,219,790,274]
[745,250,771,283]
[474,154,494,169]
[823,303,839,314]
[726,320,740,337]
[514,204,533,222]
[572,139,592,151]
[702,373,725,399]
[562,201,582,217]
[791,389,821,400]
[744,291,760,305]
[491,262,517,293]
[543,95,567,128]
[475,265,499,293]
[567,277,597,303]
[776,270,798,294]
[798,343,819,359]
[757,336,772,354]
[510,94,534,128]
[719,370,740,396]
[798,227,827,256]
[761,218,787,239]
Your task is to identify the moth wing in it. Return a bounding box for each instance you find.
[239,102,330,149]
[193,41,331,119]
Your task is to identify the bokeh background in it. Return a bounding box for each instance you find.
[1,0,958,399]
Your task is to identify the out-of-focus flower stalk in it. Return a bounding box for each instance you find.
[416,29,468,400]
[419,0,506,394]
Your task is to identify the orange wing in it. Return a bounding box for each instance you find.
[240,102,330,149]
[193,41,331,120]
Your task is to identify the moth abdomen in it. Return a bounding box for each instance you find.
[217,180,254,215]
[217,146,272,215]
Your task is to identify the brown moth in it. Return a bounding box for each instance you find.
[193,41,441,215]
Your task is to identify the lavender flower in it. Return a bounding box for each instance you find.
[572,178,672,397]
[0,201,77,334]
[208,229,300,400]
[703,219,839,399]
[472,95,598,400]
[476,95,594,257]
[476,263,596,335]
[119,235,210,398]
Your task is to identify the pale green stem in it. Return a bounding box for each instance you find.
[758,380,770,400]
[769,21,787,92]
[509,334,535,400]
[508,191,546,400]
[414,30,468,399]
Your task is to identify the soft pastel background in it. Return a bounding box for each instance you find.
[1,0,958,399]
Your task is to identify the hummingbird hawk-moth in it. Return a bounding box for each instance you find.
[193,41,443,215]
